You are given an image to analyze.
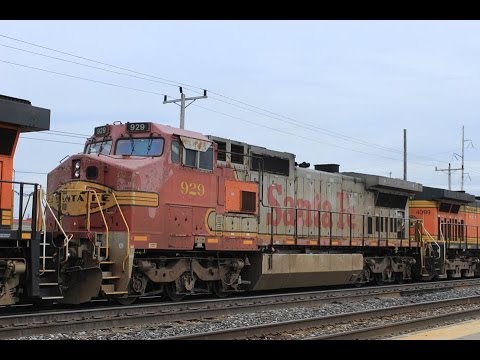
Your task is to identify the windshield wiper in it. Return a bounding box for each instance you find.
[98,139,105,156]
[130,137,135,155]
[146,138,153,155]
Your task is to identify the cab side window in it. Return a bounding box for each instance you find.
[175,138,214,171]
[199,147,213,170]
[171,140,181,163]
[185,149,198,167]
[182,145,214,171]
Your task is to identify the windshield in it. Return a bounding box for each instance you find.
[115,138,164,156]
[84,140,112,155]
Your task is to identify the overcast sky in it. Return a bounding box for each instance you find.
[1,20,480,195]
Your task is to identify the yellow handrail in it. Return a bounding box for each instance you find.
[42,189,72,264]
[111,192,130,271]
[36,188,43,232]
[86,189,91,231]
[90,189,109,260]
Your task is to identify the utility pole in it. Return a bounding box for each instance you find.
[462,125,464,190]
[163,87,208,129]
[435,163,460,190]
[403,129,407,180]
[453,125,474,191]
[435,125,473,191]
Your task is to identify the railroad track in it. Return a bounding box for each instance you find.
[2,278,480,339]
[165,296,480,340]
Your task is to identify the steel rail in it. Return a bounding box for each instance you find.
[2,278,480,339]
[309,308,480,340]
[164,295,480,340]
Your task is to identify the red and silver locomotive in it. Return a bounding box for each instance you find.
[45,121,428,304]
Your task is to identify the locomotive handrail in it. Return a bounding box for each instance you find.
[264,202,408,244]
[42,189,72,264]
[90,189,109,260]
[44,188,110,262]
[438,222,449,260]
[21,192,33,220]
[111,191,130,271]
[260,201,388,217]
[0,179,42,186]
[422,222,443,260]
[40,189,48,273]
[86,189,91,231]
[2,180,40,240]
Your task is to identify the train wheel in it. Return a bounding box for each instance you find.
[375,274,384,286]
[395,273,404,284]
[212,281,229,298]
[116,296,137,305]
[165,282,185,302]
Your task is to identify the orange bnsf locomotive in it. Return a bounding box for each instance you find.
[43,119,478,305]
[409,187,480,280]
[0,95,50,305]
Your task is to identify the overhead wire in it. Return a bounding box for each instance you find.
[0,59,168,98]
[0,43,184,89]
[1,56,457,171]
[14,170,48,175]
[0,33,425,158]
[0,34,186,88]
[46,130,90,138]
[193,103,433,165]
[0,33,474,177]
[0,56,446,168]
[20,136,84,145]
[1,33,468,166]
[1,57,402,160]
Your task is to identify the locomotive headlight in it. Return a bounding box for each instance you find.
[72,160,81,178]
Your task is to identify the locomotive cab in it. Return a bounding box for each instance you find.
[46,121,220,303]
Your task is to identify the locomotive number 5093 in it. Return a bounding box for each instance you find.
[180,181,205,196]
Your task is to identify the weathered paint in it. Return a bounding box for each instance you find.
[245,253,364,290]
[47,122,418,254]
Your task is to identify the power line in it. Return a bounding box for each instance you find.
[0,33,430,159]
[14,170,48,175]
[0,59,168,98]
[20,136,84,145]
[0,33,187,89]
[193,103,466,169]
[0,42,183,90]
[46,130,90,138]
[1,33,461,166]
[1,56,451,169]
[44,132,88,139]
[193,103,413,163]
[2,57,395,160]
[1,33,477,190]
[0,42,469,170]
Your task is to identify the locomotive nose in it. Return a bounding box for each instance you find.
[68,156,108,184]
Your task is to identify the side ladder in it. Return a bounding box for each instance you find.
[38,188,68,301]
[420,221,446,280]
[88,190,129,296]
